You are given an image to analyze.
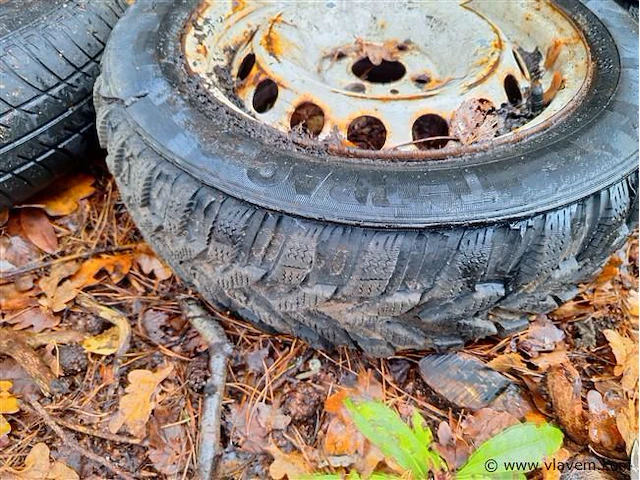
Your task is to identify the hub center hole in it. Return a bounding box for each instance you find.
[351,58,406,83]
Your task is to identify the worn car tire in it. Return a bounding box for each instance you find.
[96,0,638,356]
[0,0,128,207]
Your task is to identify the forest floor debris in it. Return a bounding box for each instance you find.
[0,160,637,479]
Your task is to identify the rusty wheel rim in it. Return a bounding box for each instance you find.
[184,0,591,158]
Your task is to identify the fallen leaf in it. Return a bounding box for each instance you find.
[528,349,570,371]
[267,445,313,479]
[487,353,527,372]
[19,208,58,254]
[0,380,19,438]
[603,329,638,395]
[30,173,95,216]
[0,442,79,479]
[136,253,172,281]
[40,254,133,312]
[623,289,639,322]
[594,254,623,285]
[82,326,121,355]
[3,307,59,333]
[0,235,40,268]
[615,398,639,456]
[460,408,520,447]
[38,262,80,299]
[227,401,291,453]
[546,363,587,443]
[108,364,173,438]
[0,284,39,311]
[148,408,188,476]
[78,294,131,357]
[519,316,565,357]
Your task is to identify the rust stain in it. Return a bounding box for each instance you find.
[261,14,287,60]
[543,71,564,106]
[196,43,208,56]
[231,0,245,14]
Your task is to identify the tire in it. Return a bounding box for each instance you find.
[96,0,638,356]
[0,0,129,208]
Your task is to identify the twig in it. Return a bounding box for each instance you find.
[56,417,148,447]
[179,296,232,480]
[26,396,137,480]
[0,329,58,396]
[1,244,141,281]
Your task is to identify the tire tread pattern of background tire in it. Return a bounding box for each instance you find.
[0,0,128,207]
[96,82,639,356]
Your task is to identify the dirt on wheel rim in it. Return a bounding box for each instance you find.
[184,0,591,158]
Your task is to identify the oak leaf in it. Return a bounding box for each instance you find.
[108,364,173,438]
[603,329,638,395]
[3,307,59,333]
[0,442,79,479]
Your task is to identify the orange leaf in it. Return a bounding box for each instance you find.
[31,173,96,217]
[19,208,58,254]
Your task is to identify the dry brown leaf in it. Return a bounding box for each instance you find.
[519,315,565,356]
[267,445,313,479]
[228,401,291,454]
[136,253,172,281]
[623,289,639,322]
[460,408,520,447]
[0,442,79,479]
[487,353,527,372]
[108,364,173,438]
[30,173,96,217]
[594,254,623,285]
[148,410,188,476]
[603,329,638,395]
[0,235,40,269]
[528,349,570,371]
[547,362,587,443]
[38,262,80,299]
[0,284,39,311]
[3,307,59,332]
[615,399,639,456]
[40,254,133,312]
[19,208,58,255]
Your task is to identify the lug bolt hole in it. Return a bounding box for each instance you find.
[253,79,278,113]
[290,102,325,136]
[412,114,450,150]
[347,115,387,150]
[237,53,256,81]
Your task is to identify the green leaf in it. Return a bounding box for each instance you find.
[343,399,443,478]
[456,422,563,479]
